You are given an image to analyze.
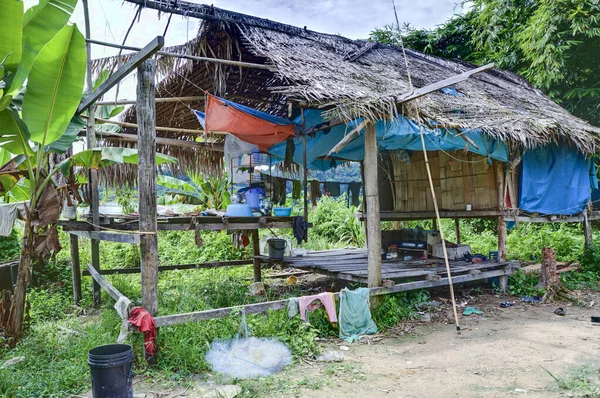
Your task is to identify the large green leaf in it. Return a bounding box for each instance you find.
[0,0,24,80]
[0,108,34,155]
[156,175,198,192]
[6,176,30,201]
[22,24,86,147]
[46,114,84,154]
[56,147,178,177]
[8,0,78,95]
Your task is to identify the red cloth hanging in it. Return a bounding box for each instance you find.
[204,93,296,151]
[128,307,157,358]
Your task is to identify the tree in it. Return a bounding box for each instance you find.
[369,0,600,126]
[0,0,175,343]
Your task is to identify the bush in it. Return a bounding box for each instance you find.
[0,228,21,262]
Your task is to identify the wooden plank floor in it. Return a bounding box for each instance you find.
[264,248,517,284]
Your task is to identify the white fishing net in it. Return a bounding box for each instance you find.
[205,337,292,379]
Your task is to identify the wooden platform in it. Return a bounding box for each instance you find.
[259,248,517,288]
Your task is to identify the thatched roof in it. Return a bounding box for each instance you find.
[94,4,600,182]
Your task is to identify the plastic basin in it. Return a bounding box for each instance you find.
[273,207,292,217]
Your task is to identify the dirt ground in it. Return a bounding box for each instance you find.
[119,291,600,398]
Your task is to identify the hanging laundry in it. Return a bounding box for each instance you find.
[338,287,377,342]
[310,180,322,206]
[287,297,299,318]
[128,307,157,359]
[323,181,341,197]
[292,180,301,200]
[292,216,307,244]
[347,182,362,206]
[298,292,337,323]
[272,177,287,206]
[284,139,295,169]
[0,202,28,237]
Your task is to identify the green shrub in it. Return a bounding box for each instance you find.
[0,228,21,262]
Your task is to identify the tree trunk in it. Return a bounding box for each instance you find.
[7,220,34,344]
[540,247,577,303]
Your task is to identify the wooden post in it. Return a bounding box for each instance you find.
[583,209,592,252]
[251,229,261,282]
[454,219,461,244]
[137,59,159,315]
[83,0,101,306]
[494,161,508,291]
[69,234,82,305]
[364,122,382,290]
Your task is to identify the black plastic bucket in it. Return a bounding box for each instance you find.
[88,344,134,398]
[267,238,287,260]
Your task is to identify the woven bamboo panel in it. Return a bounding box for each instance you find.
[389,150,498,212]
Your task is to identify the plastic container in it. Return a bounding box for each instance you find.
[267,238,287,260]
[88,344,134,398]
[225,203,253,217]
[273,207,292,217]
[245,188,264,209]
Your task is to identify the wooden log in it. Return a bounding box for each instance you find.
[137,59,159,316]
[90,117,225,136]
[252,229,262,282]
[93,130,225,152]
[69,234,82,305]
[96,96,204,106]
[78,36,164,114]
[69,230,141,244]
[364,122,382,290]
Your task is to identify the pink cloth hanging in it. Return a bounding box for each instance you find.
[298,292,337,323]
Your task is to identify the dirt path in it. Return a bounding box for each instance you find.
[292,294,600,398]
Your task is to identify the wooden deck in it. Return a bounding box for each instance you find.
[259,248,517,289]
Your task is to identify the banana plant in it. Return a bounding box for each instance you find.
[156,173,231,209]
[0,0,176,343]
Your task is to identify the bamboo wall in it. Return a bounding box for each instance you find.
[383,150,502,212]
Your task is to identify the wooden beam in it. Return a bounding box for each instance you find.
[78,36,164,114]
[584,209,593,252]
[69,234,82,305]
[395,63,495,105]
[69,230,141,244]
[454,219,461,245]
[368,209,518,221]
[137,59,160,316]
[87,38,276,71]
[364,121,382,290]
[96,96,204,106]
[94,130,225,152]
[86,264,129,302]
[327,119,368,156]
[82,259,254,276]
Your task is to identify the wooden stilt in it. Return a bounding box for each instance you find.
[454,219,461,244]
[69,234,82,305]
[252,229,262,282]
[83,0,102,307]
[584,209,593,252]
[364,122,382,290]
[137,59,159,315]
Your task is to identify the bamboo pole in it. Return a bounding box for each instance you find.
[96,96,204,106]
[94,130,225,152]
[87,38,276,71]
[87,116,222,135]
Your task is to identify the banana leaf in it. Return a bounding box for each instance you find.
[0,0,24,83]
[0,108,34,155]
[22,24,86,147]
[8,0,78,95]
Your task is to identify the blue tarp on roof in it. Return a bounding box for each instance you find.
[519,143,595,215]
[266,109,509,169]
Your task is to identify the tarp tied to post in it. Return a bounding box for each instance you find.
[194,93,298,151]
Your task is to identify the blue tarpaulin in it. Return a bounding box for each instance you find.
[519,144,595,215]
[266,109,508,170]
